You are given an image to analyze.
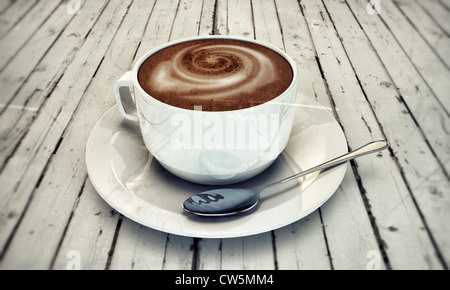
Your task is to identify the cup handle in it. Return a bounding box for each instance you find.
[114,71,138,122]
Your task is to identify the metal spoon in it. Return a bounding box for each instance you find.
[183,140,388,216]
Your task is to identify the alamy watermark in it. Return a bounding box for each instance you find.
[66,250,81,270]
[366,250,381,270]
[66,0,81,15]
[170,106,281,154]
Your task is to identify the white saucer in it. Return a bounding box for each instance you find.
[86,94,347,238]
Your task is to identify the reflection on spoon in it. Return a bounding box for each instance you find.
[183,140,389,216]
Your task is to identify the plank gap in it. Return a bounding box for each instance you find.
[33,131,61,190]
[439,0,450,11]
[392,0,449,70]
[270,231,279,270]
[92,56,105,79]
[211,0,219,35]
[0,0,66,73]
[136,0,158,46]
[0,71,64,175]
[340,1,450,176]
[370,1,450,116]
[249,0,257,39]
[341,3,450,256]
[52,136,64,156]
[416,0,450,37]
[104,215,124,270]
[394,91,450,179]
[273,0,286,50]
[369,142,450,270]
[349,160,392,270]
[132,41,141,61]
[296,0,342,123]
[318,208,334,270]
[167,0,182,41]
[0,0,40,40]
[161,234,171,269]
[314,55,326,80]
[197,0,205,36]
[130,0,156,62]
[48,176,87,270]
[82,0,111,41]
[0,152,58,259]
[191,237,200,270]
[0,0,15,15]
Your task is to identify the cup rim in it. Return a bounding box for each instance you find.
[132,35,299,113]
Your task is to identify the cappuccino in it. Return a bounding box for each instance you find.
[138,39,293,111]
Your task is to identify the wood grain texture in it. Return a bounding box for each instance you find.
[0,0,134,269]
[0,0,448,270]
[323,0,447,269]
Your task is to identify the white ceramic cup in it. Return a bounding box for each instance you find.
[114,35,298,185]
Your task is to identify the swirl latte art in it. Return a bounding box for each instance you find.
[138,39,293,111]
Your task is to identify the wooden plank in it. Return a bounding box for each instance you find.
[393,0,450,68]
[322,0,446,269]
[0,0,134,269]
[50,180,120,270]
[203,235,275,270]
[440,0,450,10]
[133,0,180,60]
[170,0,204,39]
[0,0,75,109]
[214,0,228,35]
[417,0,450,34]
[163,234,195,270]
[0,0,14,14]
[225,0,254,38]
[198,0,217,36]
[0,0,62,70]
[274,0,331,108]
[0,0,38,39]
[0,0,110,170]
[196,239,222,270]
[221,233,275,269]
[49,0,158,270]
[356,0,450,175]
[376,0,450,113]
[108,219,167,270]
[320,167,387,269]
[275,211,331,269]
[346,0,450,268]
[252,0,284,51]
[348,0,450,168]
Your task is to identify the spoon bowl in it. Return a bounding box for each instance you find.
[183,140,389,217]
[183,188,259,216]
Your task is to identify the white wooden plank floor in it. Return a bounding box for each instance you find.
[0,0,448,270]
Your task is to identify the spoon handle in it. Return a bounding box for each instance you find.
[262,140,389,190]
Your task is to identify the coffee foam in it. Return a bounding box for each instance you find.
[138,39,293,111]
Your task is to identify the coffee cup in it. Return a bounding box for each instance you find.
[114,36,298,185]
